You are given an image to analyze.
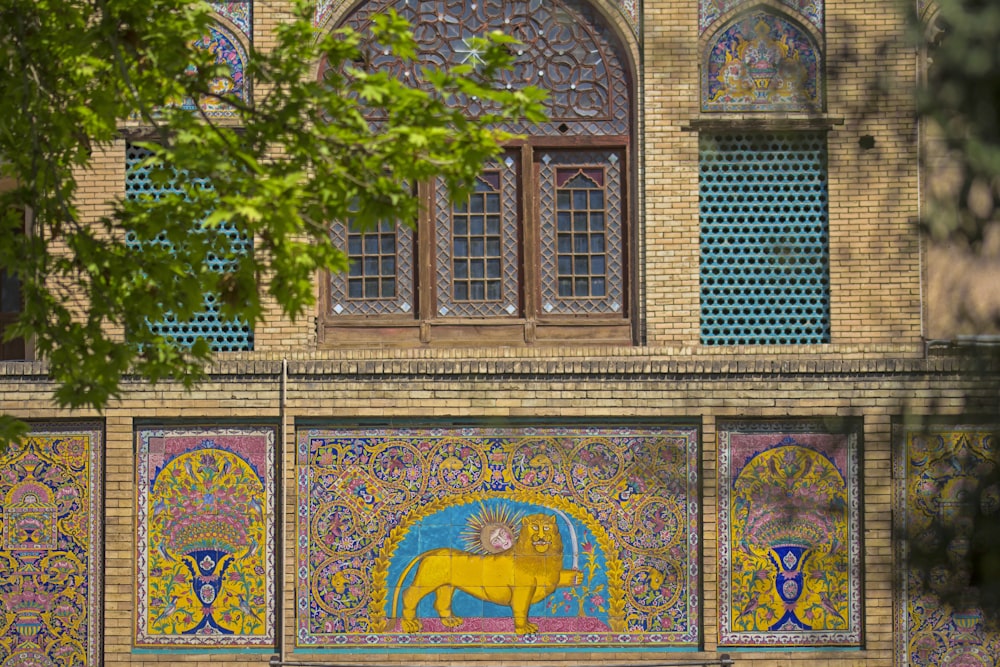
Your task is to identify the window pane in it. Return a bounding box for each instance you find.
[448,168,508,307]
[0,270,21,313]
[545,155,616,304]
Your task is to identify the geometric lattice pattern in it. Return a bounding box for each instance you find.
[718,420,862,647]
[316,0,640,39]
[435,159,519,317]
[135,426,276,647]
[296,426,700,649]
[894,423,1000,667]
[539,151,624,315]
[334,0,630,138]
[124,144,254,351]
[0,423,104,667]
[700,132,830,345]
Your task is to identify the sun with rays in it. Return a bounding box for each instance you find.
[460,503,523,554]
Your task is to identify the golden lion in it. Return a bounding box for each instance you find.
[394,513,582,634]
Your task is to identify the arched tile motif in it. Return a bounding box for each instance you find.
[700,0,823,34]
[134,426,276,647]
[702,9,823,112]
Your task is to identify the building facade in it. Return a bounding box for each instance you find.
[1,1,999,666]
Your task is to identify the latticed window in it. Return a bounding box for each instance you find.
[125,144,254,351]
[320,0,633,347]
[699,132,830,345]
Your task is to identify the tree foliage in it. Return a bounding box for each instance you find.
[0,0,545,444]
[915,0,1000,243]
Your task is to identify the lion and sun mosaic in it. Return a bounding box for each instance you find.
[296,426,701,648]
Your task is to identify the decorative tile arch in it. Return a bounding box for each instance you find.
[701,0,824,35]
[702,7,824,112]
[210,1,252,42]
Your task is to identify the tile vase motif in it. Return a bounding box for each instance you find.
[703,10,822,112]
[135,426,275,647]
[0,423,103,667]
[718,420,861,646]
[296,426,700,649]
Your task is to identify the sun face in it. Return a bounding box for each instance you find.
[461,502,522,554]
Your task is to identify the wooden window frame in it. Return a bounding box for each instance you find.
[319,137,633,348]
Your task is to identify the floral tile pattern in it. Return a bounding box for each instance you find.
[210,1,251,41]
[0,423,103,667]
[895,423,1000,667]
[135,426,275,647]
[296,426,700,649]
[718,420,861,646]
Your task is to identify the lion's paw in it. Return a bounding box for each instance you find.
[515,621,538,635]
[441,616,464,628]
[401,618,422,633]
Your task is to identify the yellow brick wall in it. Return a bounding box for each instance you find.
[1,1,992,666]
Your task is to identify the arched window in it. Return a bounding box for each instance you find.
[320,0,635,347]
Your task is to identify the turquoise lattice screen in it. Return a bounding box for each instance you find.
[699,132,830,345]
[124,144,254,351]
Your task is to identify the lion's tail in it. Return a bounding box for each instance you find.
[389,552,426,623]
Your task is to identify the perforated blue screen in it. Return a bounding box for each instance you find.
[125,144,253,351]
[699,132,830,345]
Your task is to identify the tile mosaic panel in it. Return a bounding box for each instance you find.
[703,9,823,112]
[296,426,700,649]
[700,0,824,34]
[0,422,103,667]
[895,423,1000,667]
[135,426,275,647]
[718,420,861,646]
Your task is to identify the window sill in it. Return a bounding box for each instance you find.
[317,317,633,348]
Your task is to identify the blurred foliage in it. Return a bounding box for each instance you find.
[914,0,1000,244]
[0,0,545,447]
